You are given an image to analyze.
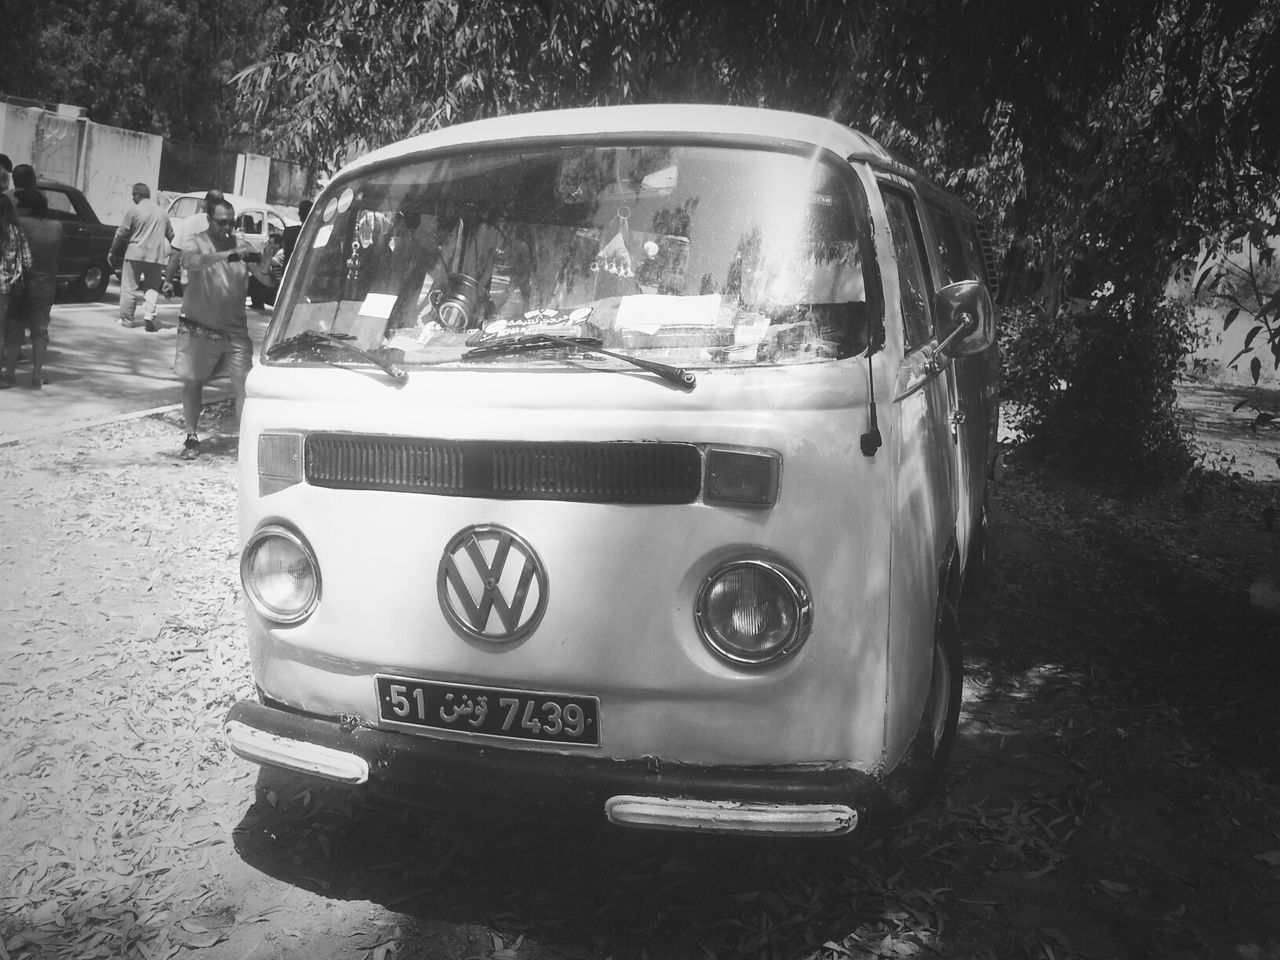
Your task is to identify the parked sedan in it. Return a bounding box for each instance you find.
[165,192,297,255]
[35,178,118,301]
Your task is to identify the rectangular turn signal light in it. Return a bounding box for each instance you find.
[704,447,780,507]
[258,432,304,495]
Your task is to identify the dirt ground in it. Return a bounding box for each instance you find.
[1,382,1278,960]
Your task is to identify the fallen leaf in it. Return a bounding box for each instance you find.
[0,794,26,822]
[177,930,226,949]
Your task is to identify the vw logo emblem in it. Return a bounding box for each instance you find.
[437,524,548,642]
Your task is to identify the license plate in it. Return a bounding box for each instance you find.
[375,675,600,746]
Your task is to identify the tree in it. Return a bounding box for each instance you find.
[231,1,875,170]
[235,0,1280,481]
[849,0,1280,477]
[1193,214,1280,388]
[1,0,280,146]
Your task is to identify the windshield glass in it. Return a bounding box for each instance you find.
[271,143,873,370]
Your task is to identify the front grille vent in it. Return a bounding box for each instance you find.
[305,433,701,504]
[306,434,464,494]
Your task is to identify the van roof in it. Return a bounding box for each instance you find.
[346,104,914,177]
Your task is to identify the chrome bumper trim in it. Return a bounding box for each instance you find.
[604,795,858,836]
[224,719,370,784]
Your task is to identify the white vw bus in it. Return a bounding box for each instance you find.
[225,105,1000,838]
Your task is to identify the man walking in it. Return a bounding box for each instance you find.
[172,199,273,460]
[109,183,172,331]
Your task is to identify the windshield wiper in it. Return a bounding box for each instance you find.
[461,334,696,390]
[267,330,408,386]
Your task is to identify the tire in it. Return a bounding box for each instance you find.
[917,601,963,804]
[74,260,111,301]
[882,599,964,820]
[961,503,988,600]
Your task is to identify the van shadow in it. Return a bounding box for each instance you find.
[228,459,1280,959]
[231,773,859,958]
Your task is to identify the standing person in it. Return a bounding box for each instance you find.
[253,198,312,309]
[172,199,273,460]
[164,189,223,298]
[0,194,32,389]
[279,198,312,265]
[247,232,283,309]
[0,155,12,196]
[5,189,63,388]
[7,164,39,205]
[109,183,172,331]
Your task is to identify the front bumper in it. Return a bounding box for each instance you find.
[225,699,899,837]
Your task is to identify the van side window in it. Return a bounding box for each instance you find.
[926,203,970,286]
[880,188,933,349]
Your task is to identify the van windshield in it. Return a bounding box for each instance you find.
[270,143,872,370]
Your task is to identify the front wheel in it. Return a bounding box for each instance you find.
[74,260,112,301]
[881,599,964,820]
[918,602,963,805]
[962,503,988,600]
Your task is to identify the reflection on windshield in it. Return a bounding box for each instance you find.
[273,144,871,370]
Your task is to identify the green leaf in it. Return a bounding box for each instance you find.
[1222,306,1241,331]
[1192,261,1220,299]
[1251,356,1262,384]
[1257,289,1280,322]
[1243,325,1264,349]
[1225,346,1252,369]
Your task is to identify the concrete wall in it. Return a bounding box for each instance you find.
[235,152,272,199]
[81,123,163,225]
[2,97,313,226]
[0,102,42,172]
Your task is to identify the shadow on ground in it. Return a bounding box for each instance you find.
[228,453,1280,960]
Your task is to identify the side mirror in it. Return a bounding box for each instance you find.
[933,280,995,359]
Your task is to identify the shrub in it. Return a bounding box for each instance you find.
[1002,289,1201,483]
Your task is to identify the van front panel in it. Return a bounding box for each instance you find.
[239,364,893,769]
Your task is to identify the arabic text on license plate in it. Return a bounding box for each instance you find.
[376,676,600,746]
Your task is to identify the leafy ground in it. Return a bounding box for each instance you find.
[1,382,1279,960]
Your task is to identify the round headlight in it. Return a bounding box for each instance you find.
[695,559,812,666]
[241,525,320,624]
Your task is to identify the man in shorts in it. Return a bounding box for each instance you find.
[172,199,274,460]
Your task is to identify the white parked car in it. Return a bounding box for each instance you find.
[165,191,297,254]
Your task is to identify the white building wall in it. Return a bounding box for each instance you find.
[0,103,47,175]
[81,122,163,225]
[4,97,303,225]
[235,152,272,200]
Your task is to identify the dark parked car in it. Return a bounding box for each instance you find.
[33,178,117,300]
